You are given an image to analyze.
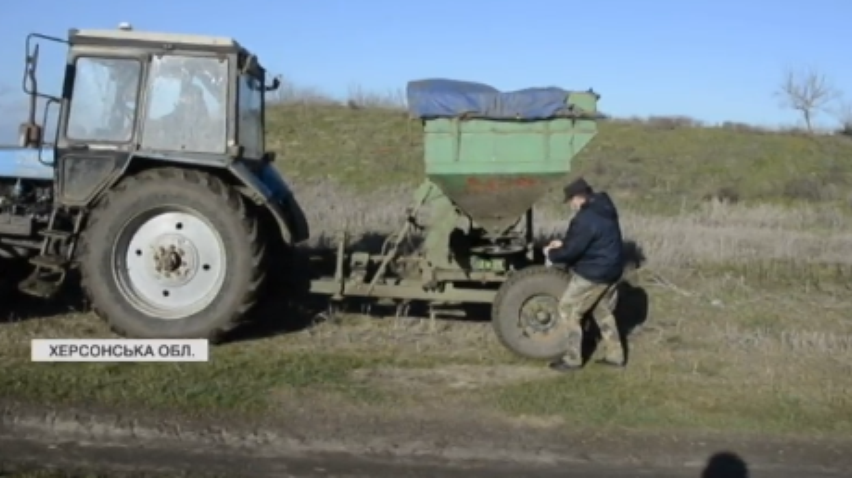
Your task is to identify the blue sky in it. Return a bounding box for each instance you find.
[0,0,849,141]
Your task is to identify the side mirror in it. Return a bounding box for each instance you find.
[18,122,42,148]
[265,76,281,92]
[262,151,277,163]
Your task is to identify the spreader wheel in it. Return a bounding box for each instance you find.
[491,265,573,360]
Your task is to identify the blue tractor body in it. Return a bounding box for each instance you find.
[0,147,54,181]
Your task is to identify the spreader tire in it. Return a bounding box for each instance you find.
[78,167,267,342]
[491,265,573,360]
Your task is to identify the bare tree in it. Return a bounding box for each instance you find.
[775,67,841,133]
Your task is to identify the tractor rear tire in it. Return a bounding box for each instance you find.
[78,167,267,342]
[491,265,573,360]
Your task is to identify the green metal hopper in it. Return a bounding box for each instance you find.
[407,79,600,236]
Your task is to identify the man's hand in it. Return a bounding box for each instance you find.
[543,240,562,261]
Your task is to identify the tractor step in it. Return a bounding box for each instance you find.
[16,210,80,299]
[18,254,69,299]
[40,229,73,240]
[29,254,68,271]
[18,274,63,299]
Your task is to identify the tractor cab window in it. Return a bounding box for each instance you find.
[66,57,141,143]
[237,74,263,159]
[141,55,227,154]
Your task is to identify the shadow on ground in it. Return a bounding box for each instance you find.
[0,270,87,324]
[702,451,750,478]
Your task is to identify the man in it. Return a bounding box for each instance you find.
[544,177,626,371]
[155,82,212,152]
[165,82,209,125]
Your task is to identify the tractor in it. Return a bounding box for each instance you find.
[1,24,308,340]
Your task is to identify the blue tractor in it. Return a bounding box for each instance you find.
[0,24,309,340]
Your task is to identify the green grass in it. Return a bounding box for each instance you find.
[1,100,852,441]
[0,346,416,416]
[493,362,850,435]
[2,272,850,438]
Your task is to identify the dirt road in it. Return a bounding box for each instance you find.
[2,402,850,478]
[2,435,848,478]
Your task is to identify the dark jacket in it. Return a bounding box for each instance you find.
[547,192,625,284]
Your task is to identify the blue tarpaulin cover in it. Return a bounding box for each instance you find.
[406,78,571,120]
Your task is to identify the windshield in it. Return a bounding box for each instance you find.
[237,74,263,159]
[141,55,228,154]
[66,57,141,143]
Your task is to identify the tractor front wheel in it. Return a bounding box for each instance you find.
[491,265,573,360]
[78,167,267,341]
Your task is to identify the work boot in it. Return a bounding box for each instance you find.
[594,358,625,368]
[548,360,582,372]
[597,339,625,368]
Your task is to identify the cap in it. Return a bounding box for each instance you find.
[562,177,593,202]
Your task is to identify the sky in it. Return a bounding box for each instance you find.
[0,0,849,142]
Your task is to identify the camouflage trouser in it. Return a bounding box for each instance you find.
[557,274,623,367]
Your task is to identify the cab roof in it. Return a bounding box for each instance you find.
[69,28,247,54]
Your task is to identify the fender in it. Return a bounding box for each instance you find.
[78,152,309,246]
[227,161,310,245]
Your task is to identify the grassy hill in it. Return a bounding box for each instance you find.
[267,102,852,211]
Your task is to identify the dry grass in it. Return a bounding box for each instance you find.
[1,99,851,439]
[300,182,852,266]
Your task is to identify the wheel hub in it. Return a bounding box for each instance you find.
[117,209,226,319]
[520,295,559,333]
[149,235,198,286]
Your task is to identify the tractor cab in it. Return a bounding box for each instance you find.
[15,23,283,209]
[63,26,278,159]
[20,24,280,170]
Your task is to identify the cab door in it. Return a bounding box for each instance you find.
[55,54,144,207]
